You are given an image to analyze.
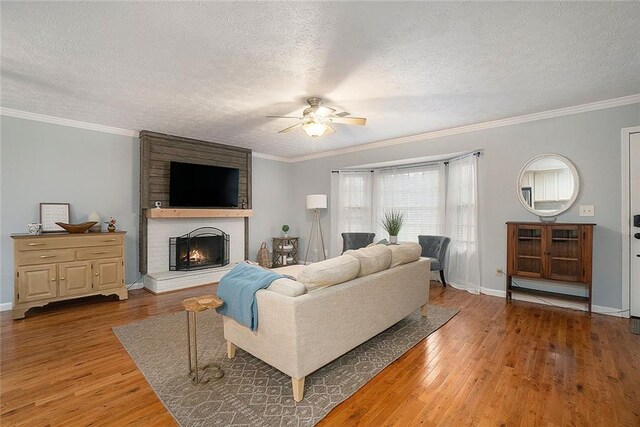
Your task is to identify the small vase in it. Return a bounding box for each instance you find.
[389,235,398,244]
[107,224,116,232]
[283,233,288,238]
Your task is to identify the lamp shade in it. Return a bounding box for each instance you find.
[306,194,327,210]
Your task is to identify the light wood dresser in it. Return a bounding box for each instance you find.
[11,232,128,319]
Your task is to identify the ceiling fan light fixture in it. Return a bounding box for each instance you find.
[302,122,330,138]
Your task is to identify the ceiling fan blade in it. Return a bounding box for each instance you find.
[315,106,335,116]
[278,123,302,133]
[329,116,367,125]
[335,111,351,117]
[266,115,301,119]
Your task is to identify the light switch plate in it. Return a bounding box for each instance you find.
[579,205,595,217]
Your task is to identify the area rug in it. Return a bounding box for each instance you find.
[113,304,458,426]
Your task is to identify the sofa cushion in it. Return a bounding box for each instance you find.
[267,277,307,297]
[366,239,389,248]
[271,264,306,279]
[344,244,392,277]
[298,254,360,291]
[389,243,422,268]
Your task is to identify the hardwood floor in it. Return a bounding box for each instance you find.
[1,284,639,426]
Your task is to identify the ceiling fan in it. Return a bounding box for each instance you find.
[267,97,367,138]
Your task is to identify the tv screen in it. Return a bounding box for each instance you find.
[169,162,240,208]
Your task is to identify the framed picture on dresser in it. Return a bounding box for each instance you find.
[40,202,70,232]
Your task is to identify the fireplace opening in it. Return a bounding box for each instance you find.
[169,227,229,271]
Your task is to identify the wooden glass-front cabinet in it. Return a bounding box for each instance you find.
[506,222,595,314]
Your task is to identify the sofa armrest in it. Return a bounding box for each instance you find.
[267,278,306,297]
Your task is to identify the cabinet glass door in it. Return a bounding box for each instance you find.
[515,225,544,277]
[547,226,581,282]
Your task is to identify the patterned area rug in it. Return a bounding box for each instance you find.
[113,304,458,426]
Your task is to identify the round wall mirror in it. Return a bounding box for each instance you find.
[517,153,580,217]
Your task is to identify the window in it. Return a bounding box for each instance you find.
[339,172,373,232]
[374,165,444,241]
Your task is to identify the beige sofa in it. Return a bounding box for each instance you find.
[221,243,430,401]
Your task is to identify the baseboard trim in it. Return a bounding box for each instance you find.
[0,302,13,312]
[478,287,627,318]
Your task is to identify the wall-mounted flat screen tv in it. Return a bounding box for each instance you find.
[169,161,240,208]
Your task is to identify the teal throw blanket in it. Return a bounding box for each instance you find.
[216,263,284,330]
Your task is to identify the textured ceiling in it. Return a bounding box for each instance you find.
[1,2,639,158]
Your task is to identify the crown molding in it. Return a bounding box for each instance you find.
[251,151,293,163]
[0,107,139,137]
[288,94,640,163]
[3,93,638,163]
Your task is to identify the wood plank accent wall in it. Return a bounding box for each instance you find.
[139,131,252,274]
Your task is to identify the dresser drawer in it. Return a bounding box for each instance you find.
[16,234,124,251]
[18,249,75,266]
[76,246,123,260]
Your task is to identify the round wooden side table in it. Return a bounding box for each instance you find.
[182,295,225,384]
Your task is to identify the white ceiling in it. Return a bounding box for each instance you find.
[2,2,639,158]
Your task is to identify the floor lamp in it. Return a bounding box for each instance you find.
[304,194,327,264]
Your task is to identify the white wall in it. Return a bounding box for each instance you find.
[289,104,640,310]
[0,116,293,305]
[3,103,638,310]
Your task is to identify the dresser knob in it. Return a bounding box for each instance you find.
[51,277,55,281]
[95,272,99,276]
[60,277,65,280]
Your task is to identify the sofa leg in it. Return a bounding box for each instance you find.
[421,304,429,317]
[439,270,447,287]
[292,377,305,402]
[227,341,236,359]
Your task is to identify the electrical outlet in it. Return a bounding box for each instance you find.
[579,205,595,217]
[496,267,504,277]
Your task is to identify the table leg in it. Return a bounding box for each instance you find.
[186,311,192,377]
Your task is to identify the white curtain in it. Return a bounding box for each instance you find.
[374,164,445,242]
[445,155,481,293]
[330,171,373,256]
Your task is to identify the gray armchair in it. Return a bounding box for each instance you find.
[341,232,376,253]
[418,235,451,286]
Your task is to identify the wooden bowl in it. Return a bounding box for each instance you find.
[55,221,98,234]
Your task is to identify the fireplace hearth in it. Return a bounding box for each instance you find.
[169,227,229,271]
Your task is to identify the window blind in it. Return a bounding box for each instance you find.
[374,164,444,242]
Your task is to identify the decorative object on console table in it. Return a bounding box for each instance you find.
[506,222,595,314]
[27,223,43,235]
[40,203,70,232]
[87,211,102,232]
[105,217,117,232]
[304,194,327,264]
[11,231,128,319]
[282,224,289,238]
[380,209,405,245]
[272,237,299,268]
[55,221,97,234]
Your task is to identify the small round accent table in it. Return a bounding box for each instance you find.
[182,295,225,384]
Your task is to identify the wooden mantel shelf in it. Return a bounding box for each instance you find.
[145,208,253,219]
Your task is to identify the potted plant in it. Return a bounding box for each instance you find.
[282,224,290,238]
[380,210,404,244]
[105,217,117,232]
